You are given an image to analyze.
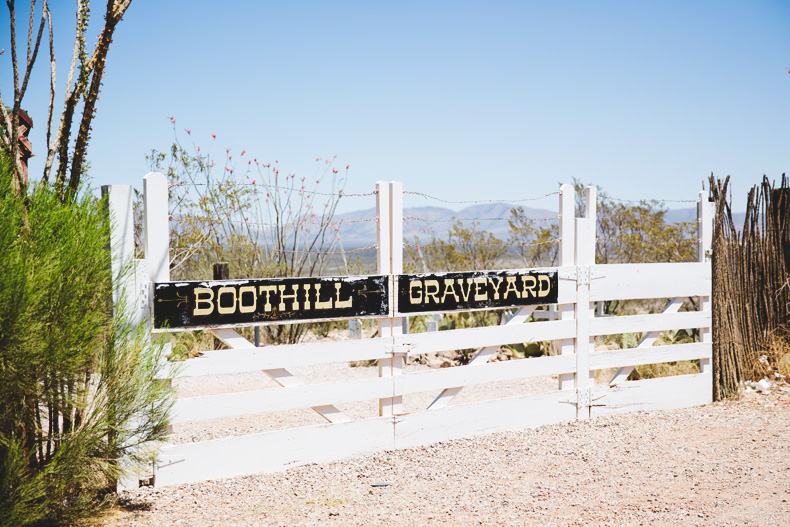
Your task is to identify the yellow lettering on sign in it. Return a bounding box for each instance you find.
[315,283,333,310]
[335,283,353,308]
[458,278,473,302]
[258,285,278,312]
[424,280,440,304]
[238,285,257,313]
[302,284,313,310]
[278,284,300,311]
[409,281,422,304]
[504,276,521,300]
[521,275,537,298]
[217,286,237,315]
[440,279,460,303]
[488,276,504,300]
[193,288,215,316]
[473,277,488,301]
[538,275,551,297]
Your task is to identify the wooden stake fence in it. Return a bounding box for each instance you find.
[710,174,790,399]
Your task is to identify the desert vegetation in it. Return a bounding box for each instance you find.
[1,2,173,525]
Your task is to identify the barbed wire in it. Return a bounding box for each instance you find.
[501,238,561,250]
[403,190,560,205]
[604,196,699,204]
[170,215,377,228]
[404,216,557,223]
[403,238,560,251]
[168,182,376,198]
[170,244,379,255]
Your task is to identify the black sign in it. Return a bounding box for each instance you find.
[396,270,558,314]
[153,275,390,329]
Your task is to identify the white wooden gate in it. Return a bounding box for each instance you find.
[104,175,714,487]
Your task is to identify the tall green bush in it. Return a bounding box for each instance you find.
[0,157,172,526]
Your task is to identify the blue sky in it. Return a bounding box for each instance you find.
[3,0,789,212]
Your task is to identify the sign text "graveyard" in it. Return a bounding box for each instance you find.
[396,270,558,314]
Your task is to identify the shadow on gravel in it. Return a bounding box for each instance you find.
[116,497,153,512]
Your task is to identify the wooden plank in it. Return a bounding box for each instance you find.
[173,353,577,424]
[174,337,391,377]
[211,328,350,423]
[590,342,712,370]
[590,262,710,301]
[151,417,395,487]
[210,328,255,349]
[607,297,685,385]
[590,310,710,337]
[428,306,537,410]
[591,372,713,418]
[397,318,575,355]
[172,376,390,424]
[400,354,576,393]
[396,390,577,449]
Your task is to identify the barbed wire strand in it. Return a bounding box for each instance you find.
[170,216,377,228]
[168,182,376,198]
[403,238,560,251]
[404,216,557,223]
[170,244,379,255]
[403,190,560,205]
[605,196,698,204]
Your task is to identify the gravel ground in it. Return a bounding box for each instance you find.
[101,382,790,527]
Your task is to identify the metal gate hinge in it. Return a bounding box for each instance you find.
[560,387,606,408]
[576,266,590,287]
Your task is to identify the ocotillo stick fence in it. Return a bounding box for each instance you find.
[104,175,714,487]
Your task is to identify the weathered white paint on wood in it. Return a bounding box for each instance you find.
[154,417,395,486]
[607,297,686,385]
[590,262,710,302]
[558,184,576,391]
[103,185,134,315]
[591,372,713,418]
[211,328,350,423]
[123,179,717,488]
[590,342,711,370]
[428,306,537,410]
[698,191,714,375]
[173,353,578,424]
[398,319,576,355]
[396,390,577,449]
[174,337,392,377]
[589,310,710,337]
[143,173,170,285]
[575,217,594,419]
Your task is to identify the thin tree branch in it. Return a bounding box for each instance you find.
[42,0,54,182]
[43,0,84,183]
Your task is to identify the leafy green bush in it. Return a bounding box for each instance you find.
[0,158,172,526]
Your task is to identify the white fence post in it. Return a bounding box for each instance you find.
[143,172,172,364]
[143,172,170,287]
[558,184,575,390]
[376,181,403,416]
[573,186,596,418]
[102,185,135,320]
[698,190,714,374]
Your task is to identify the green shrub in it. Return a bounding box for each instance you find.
[0,159,172,526]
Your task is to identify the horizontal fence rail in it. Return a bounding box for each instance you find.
[105,177,715,488]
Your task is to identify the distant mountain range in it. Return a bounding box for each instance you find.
[334,202,745,248]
